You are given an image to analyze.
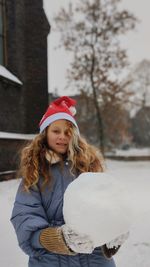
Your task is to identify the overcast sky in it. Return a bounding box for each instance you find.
[43,0,150,95]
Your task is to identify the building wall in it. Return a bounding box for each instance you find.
[0,138,27,172]
[0,0,50,174]
[4,0,50,133]
[0,77,22,132]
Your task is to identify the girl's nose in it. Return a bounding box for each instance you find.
[59,132,66,139]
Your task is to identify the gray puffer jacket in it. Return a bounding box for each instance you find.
[11,160,116,267]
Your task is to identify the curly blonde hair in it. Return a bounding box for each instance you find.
[19,122,105,191]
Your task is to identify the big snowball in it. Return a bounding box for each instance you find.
[63,172,132,247]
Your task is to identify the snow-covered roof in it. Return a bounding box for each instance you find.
[0,170,16,175]
[0,131,36,140]
[0,65,22,85]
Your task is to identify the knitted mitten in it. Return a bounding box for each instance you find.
[101,244,121,259]
[39,227,76,255]
[62,225,94,254]
[106,232,129,249]
[101,232,129,259]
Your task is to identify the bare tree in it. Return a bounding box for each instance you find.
[100,80,133,147]
[54,0,137,151]
[125,59,150,117]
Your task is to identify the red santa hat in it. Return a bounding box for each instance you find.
[39,96,79,133]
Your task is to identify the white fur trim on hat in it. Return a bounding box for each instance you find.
[40,112,79,133]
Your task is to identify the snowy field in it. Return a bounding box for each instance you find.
[0,160,150,267]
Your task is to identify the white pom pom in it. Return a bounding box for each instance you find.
[69,106,76,116]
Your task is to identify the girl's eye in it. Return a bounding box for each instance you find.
[53,130,59,134]
[65,131,69,136]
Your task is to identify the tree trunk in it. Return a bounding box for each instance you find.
[90,47,104,153]
[92,86,104,154]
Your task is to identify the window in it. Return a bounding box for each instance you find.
[0,0,6,65]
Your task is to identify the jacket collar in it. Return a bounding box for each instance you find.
[45,149,68,165]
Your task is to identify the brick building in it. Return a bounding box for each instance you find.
[0,0,50,175]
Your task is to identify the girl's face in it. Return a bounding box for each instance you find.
[47,120,72,154]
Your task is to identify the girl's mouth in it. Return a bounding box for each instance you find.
[56,143,67,147]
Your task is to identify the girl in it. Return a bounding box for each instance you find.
[11,96,124,267]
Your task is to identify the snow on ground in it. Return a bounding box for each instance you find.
[107,160,150,267]
[110,148,150,157]
[0,160,150,267]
